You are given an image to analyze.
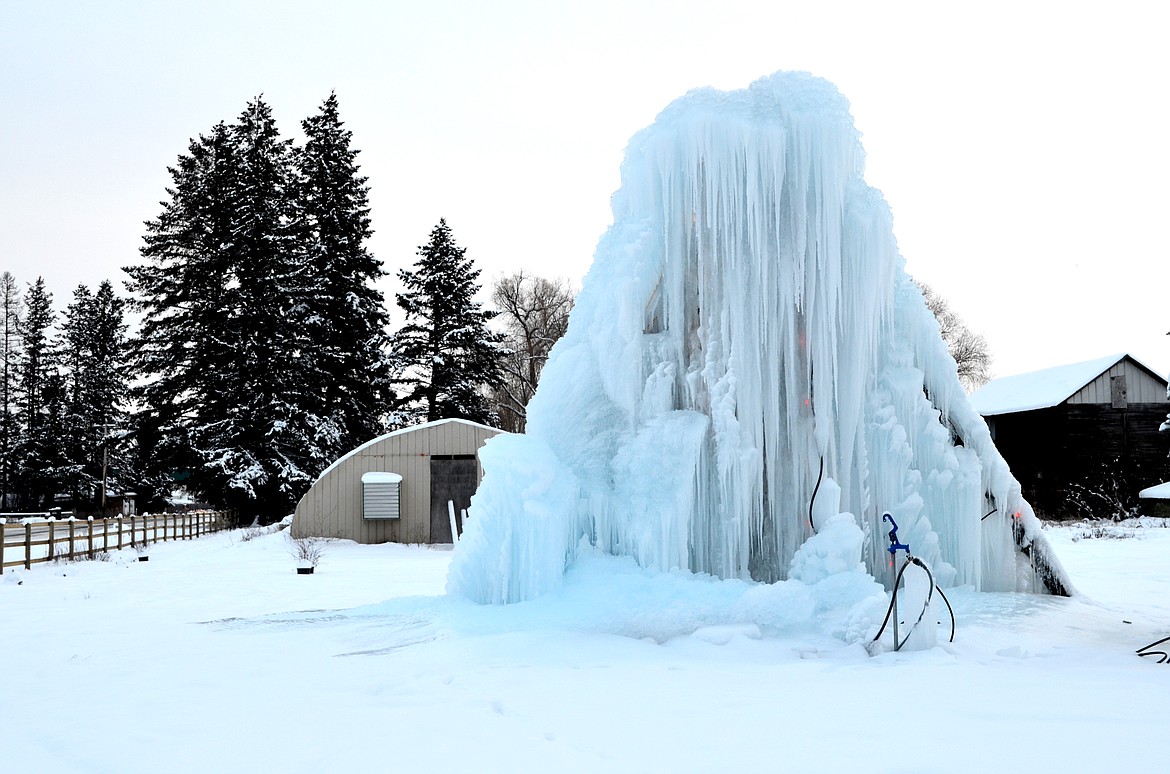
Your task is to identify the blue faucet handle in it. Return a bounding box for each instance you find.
[883,512,910,554]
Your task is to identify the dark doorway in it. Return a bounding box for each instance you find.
[430,455,478,542]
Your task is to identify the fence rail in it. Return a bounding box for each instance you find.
[0,511,231,574]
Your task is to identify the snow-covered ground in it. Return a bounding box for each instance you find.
[3,521,1169,773]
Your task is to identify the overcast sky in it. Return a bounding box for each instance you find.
[2,1,1167,379]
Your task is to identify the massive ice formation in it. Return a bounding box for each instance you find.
[449,71,1070,604]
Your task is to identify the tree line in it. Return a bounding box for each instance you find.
[0,274,130,513]
[2,94,572,520]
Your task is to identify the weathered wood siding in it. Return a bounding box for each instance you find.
[292,419,501,544]
[1069,358,1167,405]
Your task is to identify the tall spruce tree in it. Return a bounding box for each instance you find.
[128,98,339,520]
[220,96,331,517]
[0,271,21,507]
[13,278,64,508]
[60,284,95,501]
[127,121,238,511]
[295,92,392,452]
[60,281,129,508]
[392,219,505,426]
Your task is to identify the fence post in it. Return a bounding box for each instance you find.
[1,522,6,574]
[87,518,95,559]
[24,523,32,570]
[118,517,123,550]
[48,519,56,562]
[68,520,75,560]
[103,519,110,553]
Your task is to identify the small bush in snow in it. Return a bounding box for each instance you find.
[1069,522,1136,542]
[239,526,266,542]
[240,521,285,542]
[52,547,115,564]
[289,536,325,568]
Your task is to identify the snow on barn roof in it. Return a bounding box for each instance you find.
[968,353,1151,416]
[1139,481,1170,500]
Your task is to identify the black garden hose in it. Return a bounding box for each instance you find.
[808,455,824,533]
[871,555,956,650]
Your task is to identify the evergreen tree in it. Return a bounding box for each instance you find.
[392,219,505,426]
[13,278,64,508]
[127,98,338,520]
[127,120,238,511]
[0,271,21,507]
[60,281,129,508]
[223,96,342,517]
[60,284,95,501]
[295,92,393,452]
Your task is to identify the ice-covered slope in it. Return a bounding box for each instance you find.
[449,71,1069,604]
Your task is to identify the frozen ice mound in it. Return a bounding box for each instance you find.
[448,70,1070,607]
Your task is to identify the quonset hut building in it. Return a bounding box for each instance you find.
[292,418,502,544]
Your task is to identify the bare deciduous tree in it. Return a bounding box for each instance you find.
[915,280,991,391]
[490,271,575,432]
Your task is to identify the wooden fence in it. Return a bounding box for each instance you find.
[0,511,231,574]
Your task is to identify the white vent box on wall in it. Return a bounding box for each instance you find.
[361,471,403,520]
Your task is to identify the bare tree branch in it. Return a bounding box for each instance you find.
[915,280,992,391]
[487,271,575,432]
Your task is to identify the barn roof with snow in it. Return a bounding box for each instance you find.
[969,353,1166,416]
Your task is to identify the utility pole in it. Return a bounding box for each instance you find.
[101,441,109,513]
[99,422,113,515]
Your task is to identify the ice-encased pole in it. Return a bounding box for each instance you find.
[447,71,1071,604]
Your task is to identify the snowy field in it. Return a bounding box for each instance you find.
[3,522,1170,773]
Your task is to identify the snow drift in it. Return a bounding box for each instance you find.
[449,71,1070,605]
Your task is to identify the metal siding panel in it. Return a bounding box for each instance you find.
[1127,362,1167,403]
[317,468,329,538]
[413,448,430,543]
[346,456,360,541]
[1070,374,1104,405]
[359,455,378,542]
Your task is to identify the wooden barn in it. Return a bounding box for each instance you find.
[969,353,1170,519]
[292,418,503,544]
